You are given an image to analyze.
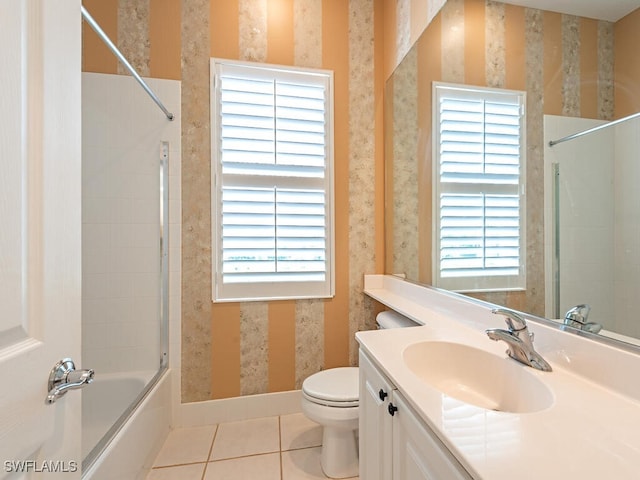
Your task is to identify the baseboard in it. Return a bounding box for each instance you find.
[175,389,303,428]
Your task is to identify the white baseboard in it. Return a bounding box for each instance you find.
[175,389,303,428]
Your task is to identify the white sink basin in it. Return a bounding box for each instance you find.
[403,341,554,413]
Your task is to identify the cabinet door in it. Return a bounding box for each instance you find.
[359,350,394,480]
[392,393,472,480]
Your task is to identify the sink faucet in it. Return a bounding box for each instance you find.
[486,308,552,372]
[563,304,602,333]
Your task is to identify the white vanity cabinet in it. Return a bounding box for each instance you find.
[359,350,473,480]
[359,350,394,480]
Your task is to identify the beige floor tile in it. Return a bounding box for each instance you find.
[146,463,206,480]
[210,416,280,461]
[153,424,217,467]
[280,413,323,451]
[282,447,325,480]
[282,447,359,480]
[204,453,281,480]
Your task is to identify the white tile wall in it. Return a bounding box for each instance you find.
[82,73,181,376]
[544,115,614,324]
[613,117,640,338]
[544,114,640,338]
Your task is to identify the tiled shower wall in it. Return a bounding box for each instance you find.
[82,73,181,375]
[544,114,640,340]
[543,115,615,326]
[613,118,640,339]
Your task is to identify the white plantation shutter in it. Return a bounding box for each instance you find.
[212,60,334,302]
[434,83,526,292]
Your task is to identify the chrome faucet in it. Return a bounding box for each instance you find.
[563,304,602,333]
[486,308,552,372]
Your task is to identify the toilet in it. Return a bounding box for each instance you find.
[301,310,418,478]
[302,367,360,478]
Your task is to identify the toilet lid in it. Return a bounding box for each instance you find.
[302,367,359,405]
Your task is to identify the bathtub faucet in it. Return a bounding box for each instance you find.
[46,358,95,404]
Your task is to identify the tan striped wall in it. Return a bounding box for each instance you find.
[615,8,640,117]
[83,0,181,79]
[82,0,385,402]
[207,0,385,401]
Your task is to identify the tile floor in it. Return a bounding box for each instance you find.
[147,413,359,480]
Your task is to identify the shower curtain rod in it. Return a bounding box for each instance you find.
[549,110,640,147]
[81,6,174,121]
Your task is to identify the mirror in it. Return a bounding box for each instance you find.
[384,0,640,345]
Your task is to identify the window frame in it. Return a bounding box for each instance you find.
[211,58,335,303]
[432,81,527,293]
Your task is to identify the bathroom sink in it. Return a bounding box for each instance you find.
[403,341,554,413]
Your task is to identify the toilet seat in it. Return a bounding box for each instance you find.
[302,367,359,408]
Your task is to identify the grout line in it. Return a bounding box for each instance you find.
[201,424,219,480]
[279,416,284,480]
[151,461,207,470]
[208,450,281,463]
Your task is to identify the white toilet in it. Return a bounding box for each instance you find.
[301,310,418,479]
[302,367,360,478]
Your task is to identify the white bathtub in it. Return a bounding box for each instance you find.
[82,371,153,459]
[82,369,171,480]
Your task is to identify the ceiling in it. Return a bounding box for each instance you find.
[501,0,640,22]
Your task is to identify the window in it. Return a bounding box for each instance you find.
[433,82,526,292]
[211,59,334,302]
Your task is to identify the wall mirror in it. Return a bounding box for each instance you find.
[384,0,640,347]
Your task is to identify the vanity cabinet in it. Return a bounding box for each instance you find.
[359,350,472,480]
[359,350,394,480]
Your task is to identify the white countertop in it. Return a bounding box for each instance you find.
[357,275,640,480]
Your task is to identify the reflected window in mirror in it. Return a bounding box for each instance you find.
[433,83,526,293]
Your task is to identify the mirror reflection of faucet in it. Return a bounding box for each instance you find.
[563,304,602,334]
[486,308,553,372]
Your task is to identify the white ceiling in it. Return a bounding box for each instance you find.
[501,0,640,22]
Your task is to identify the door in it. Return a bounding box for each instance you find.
[392,393,472,480]
[359,351,394,480]
[0,0,82,476]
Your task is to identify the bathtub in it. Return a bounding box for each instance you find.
[82,369,171,480]
[82,371,152,459]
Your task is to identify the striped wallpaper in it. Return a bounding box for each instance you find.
[206,0,385,401]
[82,0,385,402]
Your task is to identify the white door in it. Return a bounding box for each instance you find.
[0,0,83,476]
[359,351,394,480]
[392,393,472,480]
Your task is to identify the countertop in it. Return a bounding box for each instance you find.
[357,275,640,479]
